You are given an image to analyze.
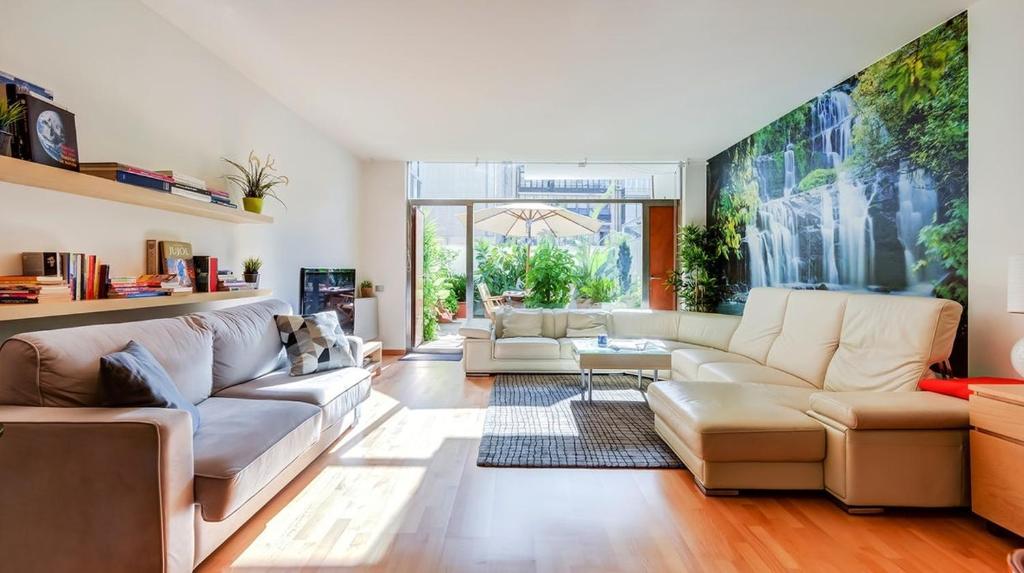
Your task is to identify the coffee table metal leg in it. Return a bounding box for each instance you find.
[653,369,659,383]
[588,368,594,402]
[637,369,643,391]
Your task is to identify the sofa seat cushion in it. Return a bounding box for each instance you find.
[647,380,824,463]
[696,362,814,389]
[493,337,560,360]
[671,348,755,381]
[215,367,371,429]
[193,397,321,522]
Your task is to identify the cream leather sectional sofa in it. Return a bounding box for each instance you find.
[0,299,371,572]
[461,287,970,509]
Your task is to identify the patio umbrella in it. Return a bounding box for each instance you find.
[459,203,605,274]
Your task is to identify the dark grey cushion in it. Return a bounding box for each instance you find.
[100,341,201,432]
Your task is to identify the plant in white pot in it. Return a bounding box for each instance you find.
[0,97,25,158]
[223,151,289,214]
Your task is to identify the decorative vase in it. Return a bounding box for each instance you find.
[242,197,264,214]
[456,301,467,319]
[360,286,374,298]
[244,273,260,288]
[0,130,12,157]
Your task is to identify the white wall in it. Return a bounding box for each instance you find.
[967,0,1024,376]
[681,159,708,226]
[0,0,360,339]
[358,160,408,350]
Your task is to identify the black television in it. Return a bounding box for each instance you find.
[299,268,356,333]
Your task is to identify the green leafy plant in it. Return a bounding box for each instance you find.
[797,168,837,191]
[0,98,25,132]
[578,277,617,303]
[359,279,373,289]
[223,151,290,206]
[524,240,575,309]
[421,216,456,340]
[616,240,632,292]
[474,240,528,298]
[447,273,467,302]
[242,257,262,274]
[666,224,729,313]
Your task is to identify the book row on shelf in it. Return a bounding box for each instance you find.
[2,69,239,210]
[1,241,257,305]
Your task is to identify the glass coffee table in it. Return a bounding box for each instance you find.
[571,339,673,402]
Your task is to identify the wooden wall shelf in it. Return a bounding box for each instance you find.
[0,155,273,224]
[0,289,273,321]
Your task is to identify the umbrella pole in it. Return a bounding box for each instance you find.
[524,220,532,279]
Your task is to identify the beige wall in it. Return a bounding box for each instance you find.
[357,160,408,350]
[967,0,1024,376]
[681,159,708,226]
[0,0,360,340]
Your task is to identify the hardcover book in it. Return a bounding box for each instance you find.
[9,89,78,171]
[21,252,61,277]
[159,241,194,289]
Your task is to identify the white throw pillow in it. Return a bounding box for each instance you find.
[501,309,544,338]
[565,311,609,338]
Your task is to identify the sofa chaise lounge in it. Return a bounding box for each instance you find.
[461,287,969,510]
[0,299,371,572]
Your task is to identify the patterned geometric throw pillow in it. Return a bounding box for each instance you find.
[275,311,357,376]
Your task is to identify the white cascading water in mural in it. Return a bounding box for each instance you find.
[746,224,767,288]
[783,143,796,198]
[820,189,839,284]
[896,160,938,288]
[836,173,874,286]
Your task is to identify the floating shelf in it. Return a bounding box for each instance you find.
[0,155,273,224]
[0,289,273,321]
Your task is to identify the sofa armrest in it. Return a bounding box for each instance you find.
[809,391,969,430]
[347,335,365,366]
[0,406,195,573]
[459,318,494,340]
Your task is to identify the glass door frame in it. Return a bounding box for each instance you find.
[406,198,677,351]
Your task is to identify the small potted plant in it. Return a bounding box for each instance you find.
[0,97,25,157]
[223,151,289,214]
[359,280,374,298]
[242,257,262,287]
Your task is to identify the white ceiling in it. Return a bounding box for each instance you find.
[142,0,971,162]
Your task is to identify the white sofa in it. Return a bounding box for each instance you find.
[461,287,970,509]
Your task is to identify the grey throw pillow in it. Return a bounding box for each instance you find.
[100,340,201,433]
[275,311,357,376]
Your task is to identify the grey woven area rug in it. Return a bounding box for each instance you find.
[477,373,683,469]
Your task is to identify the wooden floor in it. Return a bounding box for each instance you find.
[198,359,1017,572]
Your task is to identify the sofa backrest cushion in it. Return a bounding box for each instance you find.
[675,311,741,351]
[499,309,544,338]
[0,316,214,407]
[728,287,792,362]
[565,311,609,338]
[823,294,963,392]
[765,290,848,387]
[193,299,290,392]
[610,310,679,340]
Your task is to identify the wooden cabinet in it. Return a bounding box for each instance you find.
[969,384,1024,535]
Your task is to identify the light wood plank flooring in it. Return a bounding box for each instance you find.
[198,359,1018,572]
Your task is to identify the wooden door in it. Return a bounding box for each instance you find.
[647,205,676,310]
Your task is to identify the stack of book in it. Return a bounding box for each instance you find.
[207,187,237,209]
[106,274,191,298]
[80,163,173,192]
[216,271,256,292]
[22,251,105,300]
[158,170,213,203]
[0,276,71,305]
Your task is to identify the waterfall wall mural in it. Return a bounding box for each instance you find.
[707,12,968,371]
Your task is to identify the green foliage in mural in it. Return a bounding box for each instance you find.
[666,224,730,313]
[916,197,968,306]
[797,168,837,191]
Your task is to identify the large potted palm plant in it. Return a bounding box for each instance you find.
[223,151,289,214]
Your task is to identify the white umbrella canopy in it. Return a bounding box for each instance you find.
[458,203,605,276]
[460,203,604,238]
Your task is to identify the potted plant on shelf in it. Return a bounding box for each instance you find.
[0,97,25,158]
[359,280,374,298]
[242,257,262,288]
[223,151,289,214]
